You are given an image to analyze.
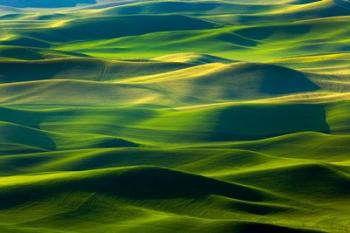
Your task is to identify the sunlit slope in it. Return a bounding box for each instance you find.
[0,58,190,82]
[0,0,350,233]
[100,1,278,15]
[0,104,349,232]
[51,15,350,65]
[1,100,350,149]
[231,0,350,23]
[0,61,348,106]
[0,166,332,233]
[0,0,96,8]
[1,0,349,69]
[25,15,218,42]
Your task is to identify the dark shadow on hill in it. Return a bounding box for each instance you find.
[291,0,321,4]
[190,63,320,100]
[0,107,45,128]
[0,59,105,82]
[105,1,274,15]
[2,37,51,48]
[26,15,217,42]
[235,24,312,40]
[236,3,350,24]
[208,104,330,141]
[0,58,190,82]
[216,33,258,47]
[232,163,350,198]
[257,64,319,94]
[0,122,56,152]
[91,138,138,148]
[233,222,325,233]
[0,0,96,8]
[0,167,271,209]
[0,47,45,60]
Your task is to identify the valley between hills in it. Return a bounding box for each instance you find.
[0,0,350,232]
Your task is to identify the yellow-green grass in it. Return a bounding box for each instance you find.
[0,57,191,82]
[0,0,96,8]
[1,0,350,233]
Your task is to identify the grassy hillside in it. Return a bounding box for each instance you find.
[0,0,349,233]
[0,0,96,8]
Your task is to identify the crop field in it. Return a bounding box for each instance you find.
[0,0,350,232]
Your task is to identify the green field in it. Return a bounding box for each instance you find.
[0,0,350,232]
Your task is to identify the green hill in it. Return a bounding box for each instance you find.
[0,0,349,233]
[0,0,96,8]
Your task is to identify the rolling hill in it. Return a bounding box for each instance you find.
[0,0,96,8]
[0,0,349,233]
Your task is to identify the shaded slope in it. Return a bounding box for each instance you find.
[0,58,190,83]
[26,15,218,42]
[0,46,87,60]
[0,1,350,233]
[0,79,163,105]
[234,0,350,23]
[0,121,55,152]
[1,37,50,48]
[228,163,350,200]
[138,103,329,141]
[153,53,234,65]
[129,63,320,101]
[0,166,271,209]
[229,132,350,161]
[0,62,320,105]
[102,1,276,15]
[0,0,96,8]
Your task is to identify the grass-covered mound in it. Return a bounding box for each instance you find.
[0,0,349,232]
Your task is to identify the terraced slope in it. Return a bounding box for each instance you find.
[0,0,350,233]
